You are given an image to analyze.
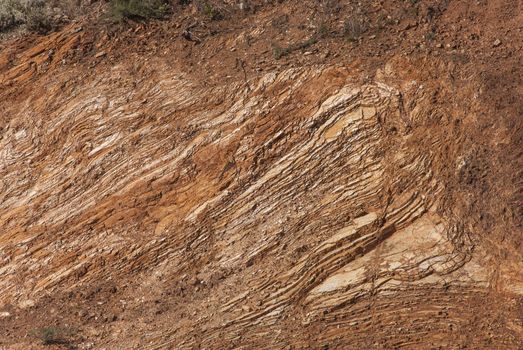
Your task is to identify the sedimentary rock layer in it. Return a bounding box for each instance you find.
[2,56,510,348]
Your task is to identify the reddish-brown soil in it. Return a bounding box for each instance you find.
[0,0,522,349]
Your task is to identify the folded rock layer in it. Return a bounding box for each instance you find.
[0,22,522,349]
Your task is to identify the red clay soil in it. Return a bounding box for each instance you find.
[0,0,522,349]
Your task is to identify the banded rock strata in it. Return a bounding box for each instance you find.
[0,62,519,348]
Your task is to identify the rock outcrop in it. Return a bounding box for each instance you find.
[1,1,522,348]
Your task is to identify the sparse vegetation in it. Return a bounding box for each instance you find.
[343,15,366,42]
[202,2,222,20]
[316,21,329,39]
[192,0,224,21]
[0,0,85,35]
[425,30,436,41]
[29,326,77,346]
[0,0,175,35]
[0,0,51,34]
[0,1,20,33]
[107,0,171,22]
[272,37,318,59]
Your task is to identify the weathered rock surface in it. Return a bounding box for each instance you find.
[0,1,522,348]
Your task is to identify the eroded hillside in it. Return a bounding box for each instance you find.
[0,0,522,349]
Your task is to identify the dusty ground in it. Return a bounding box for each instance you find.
[0,0,522,349]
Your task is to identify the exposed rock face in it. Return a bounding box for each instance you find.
[0,61,509,346]
[0,7,522,348]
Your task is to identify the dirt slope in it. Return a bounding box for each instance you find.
[0,0,522,349]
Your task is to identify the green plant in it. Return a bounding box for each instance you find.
[196,1,223,20]
[29,326,77,345]
[108,0,170,21]
[425,30,435,41]
[316,21,329,39]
